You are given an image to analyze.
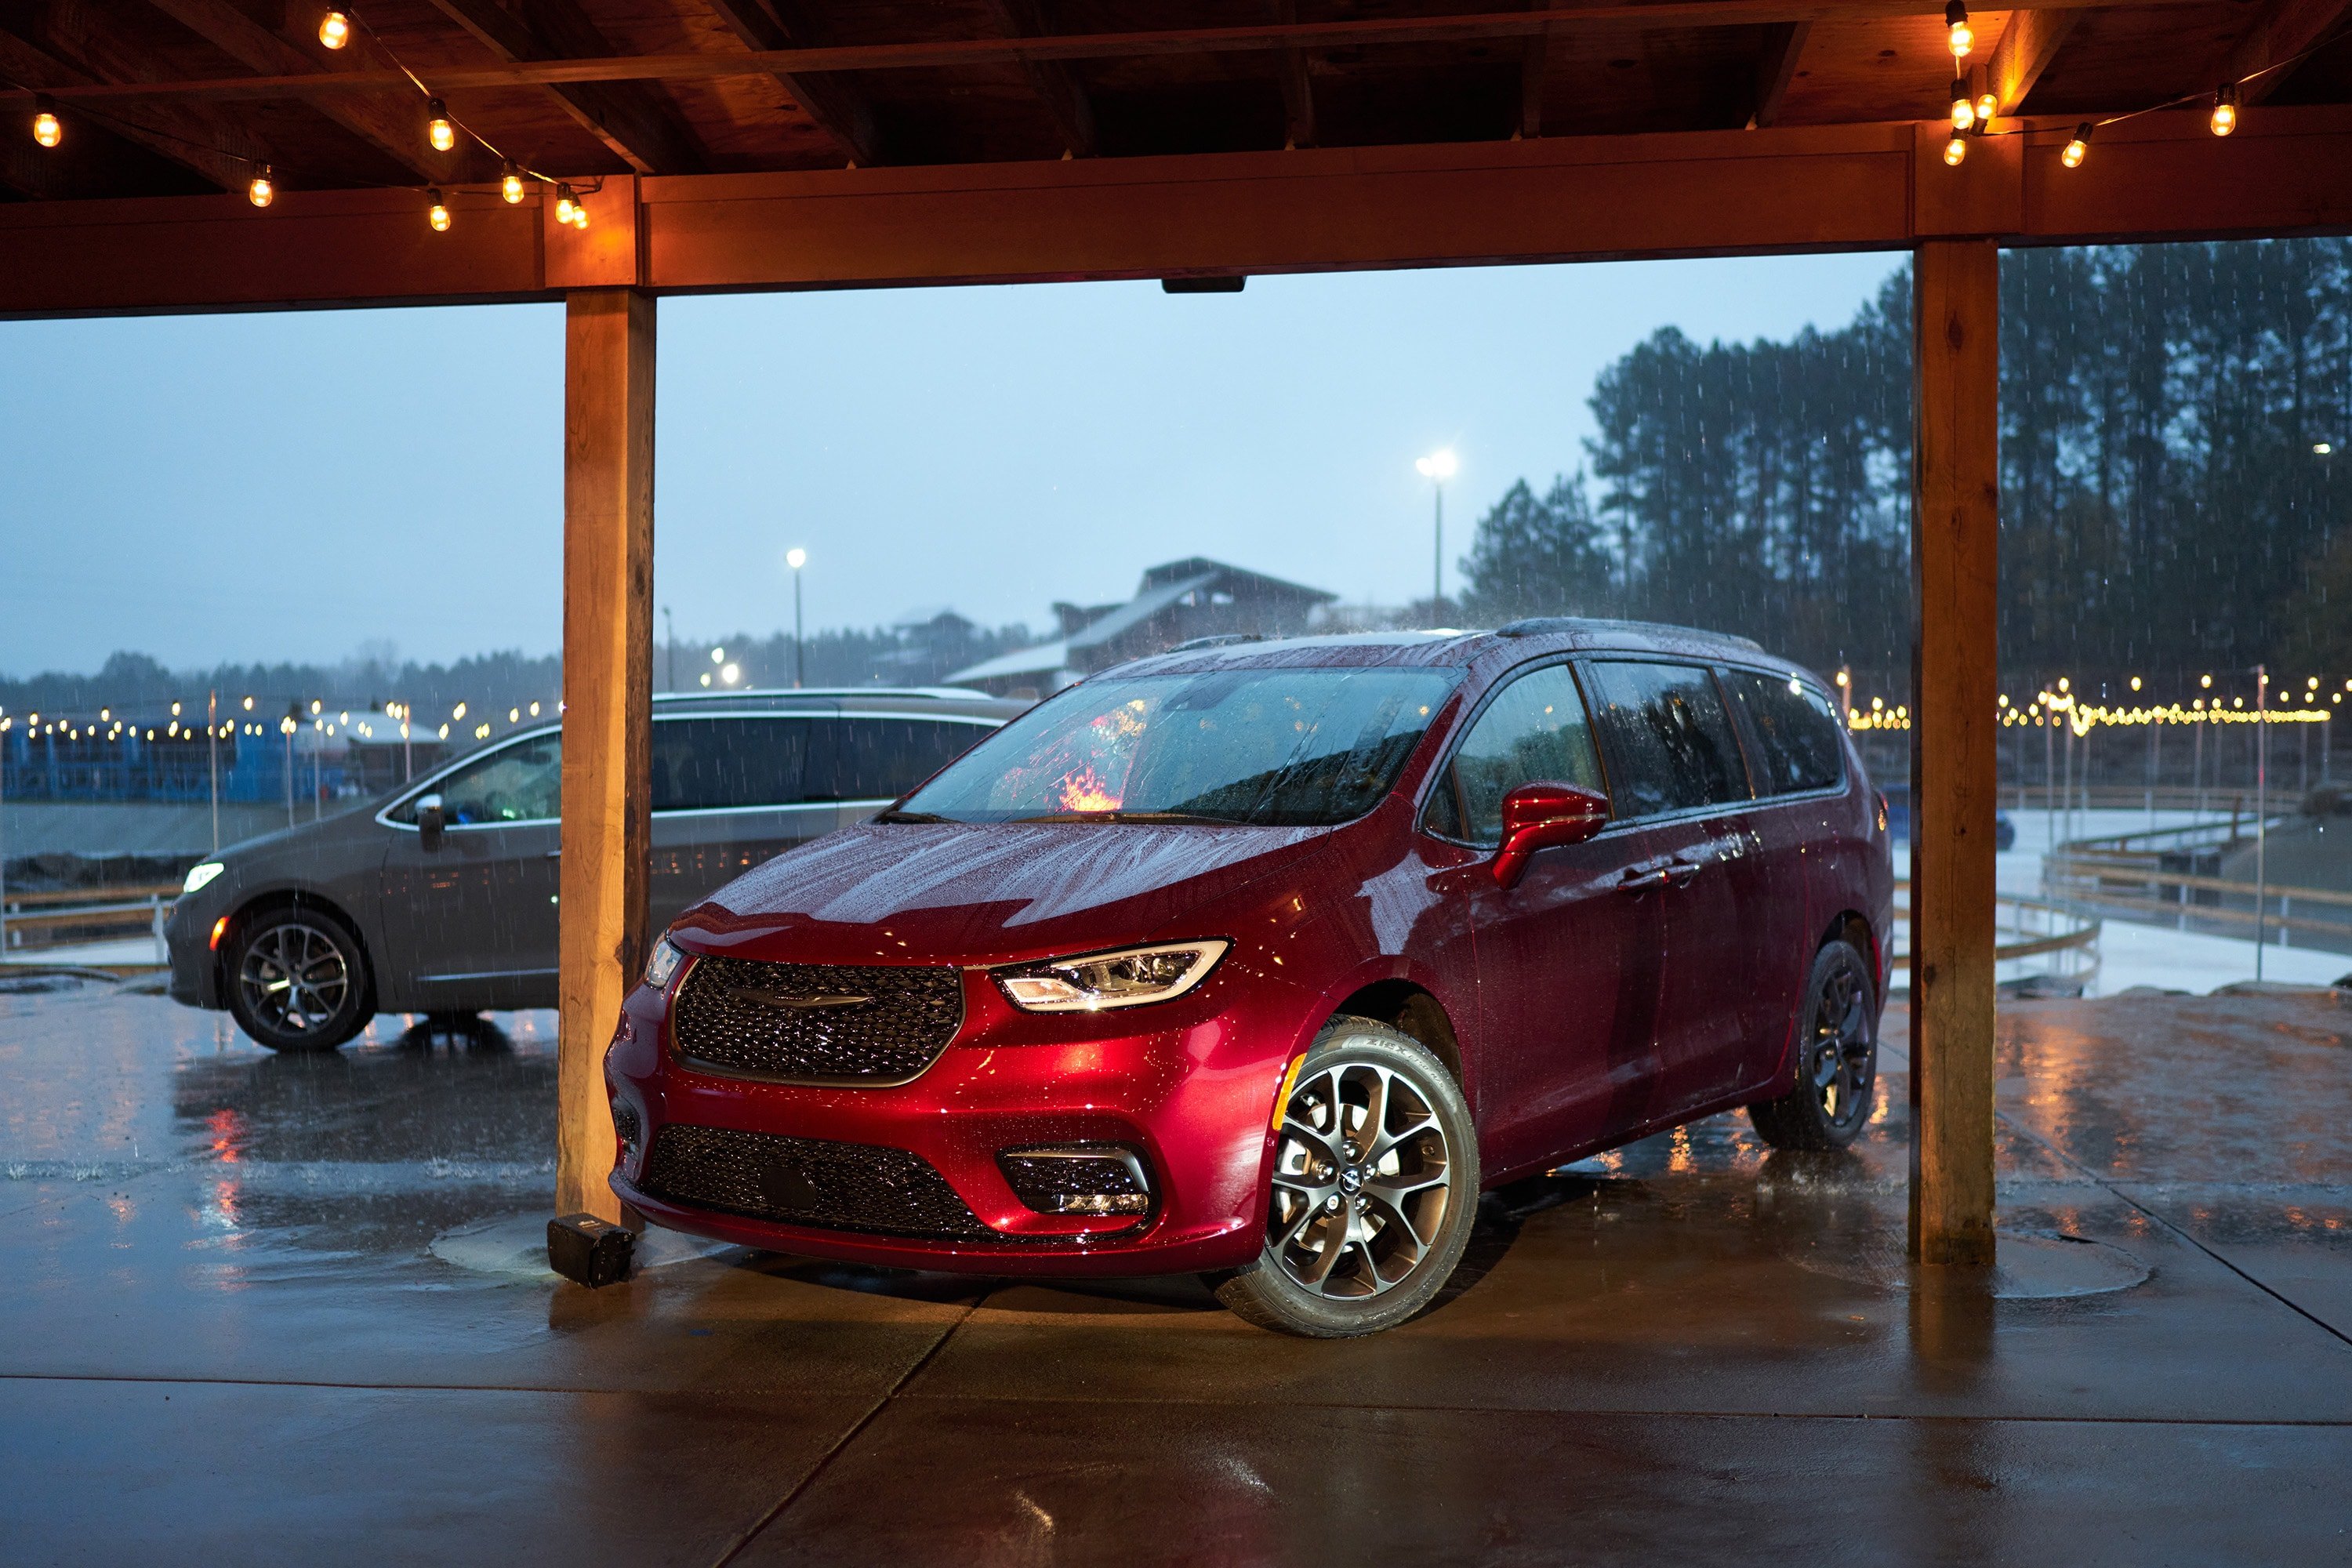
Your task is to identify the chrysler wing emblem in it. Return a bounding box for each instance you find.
[741,989,873,1011]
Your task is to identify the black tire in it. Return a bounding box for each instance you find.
[1210,1016,1479,1338]
[223,906,372,1052]
[1748,938,1878,1151]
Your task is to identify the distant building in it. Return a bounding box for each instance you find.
[873,608,986,688]
[948,558,1336,699]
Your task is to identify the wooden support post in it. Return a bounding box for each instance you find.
[1909,239,1999,1269]
[556,288,656,1223]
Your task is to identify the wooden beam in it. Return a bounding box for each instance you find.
[703,0,883,166]
[1908,237,2000,1271]
[981,0,1098,158]
[18,2,2223,107]
[1987,11,2078,114]
[1519,11,1550,138]
[138,0,468,183]
[557,288,656,1225]
[0,25,256,192]
[2223,0,2352,103]
[6,111,2352,318]
[1275,0,1316,150]
[1751,21,1810,128]
[425,0,706,175]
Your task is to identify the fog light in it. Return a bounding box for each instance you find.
[999,1145,1152,1218]
[611,1099,642,1154]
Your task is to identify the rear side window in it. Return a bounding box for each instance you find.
[1726,670,1846,795]
[1442,663,1606,847]
[651,717,809,811]
[811,718,988,802]
[1583,661,1751,818]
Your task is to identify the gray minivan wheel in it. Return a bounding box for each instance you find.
[1210,1017,1478,1338]
[226,908,372,1052]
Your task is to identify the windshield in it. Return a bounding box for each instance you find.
[898,666,1461,827]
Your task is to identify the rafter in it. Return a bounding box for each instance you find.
[2222,0,2352,103]
[426,0,705,175]
[1751,21,1810,127]
[702,0,882,166]
[1273,1,1315,148]
[0,25,258,191]
[1986,12,2077,114]
[139,0,464,182]
[979,0,1096,157]
[1519,1,1554,139]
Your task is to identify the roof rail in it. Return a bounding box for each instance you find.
[1166,633,1264,653]
[1494,616,1764,651]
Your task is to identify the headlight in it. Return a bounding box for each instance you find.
[642,935,689,992]
[183,862,225,895]
[993,940,1229,1013]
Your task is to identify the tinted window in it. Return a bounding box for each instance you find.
[405,732,561,825]
[651,717,809,811]
[812,718,989,802]
[1584,661,1751,818]
[1443,663,1606,847]
[902,667,1461,827]
[1726,670,1846,794]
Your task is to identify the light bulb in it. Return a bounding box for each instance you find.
[1944,133,1968,167]
[2210,84,2237,136]
[248,165,274,207]
[2062,124,2091,169]
[569,201,589,230]
[1950,82,1975,131]
[426,99,456,153]
[500,163,524,204]
[319,9,350,49]
[31,98,60,148]
[554,184,577,225]
[1944,1,1972,59]
[427,188,450,230]
[1974,91,1998,124]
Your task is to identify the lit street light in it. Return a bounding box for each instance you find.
[786,548,808,689]
[1414,449,1457,619]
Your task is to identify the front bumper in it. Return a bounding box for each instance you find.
[604,963,1308,1276]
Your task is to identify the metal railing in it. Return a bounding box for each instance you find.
[1,884,178,962]
[2044,819,2352,956]
[1889,881,2103,989]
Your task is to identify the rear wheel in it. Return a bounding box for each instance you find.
[225,907,372,1052]
[1210,1017,1478,1338]
[1748,938,1878,1150]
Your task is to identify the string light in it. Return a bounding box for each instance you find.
[31,96,60,148]
[2062,124,2092,169]
[501,162,525,204]
[554,183,578,225]
[427,187,450,231]
[1944,2,1973,60]
[1949,81,1975,132]
[248,165,274,207]
[318,9,351,49]
[1944,132,1969,167]
[426,99,456,154]
[2211,83,2238,137]
[1973,90,1998,125]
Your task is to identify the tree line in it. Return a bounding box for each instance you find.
[1457,240,2352,692]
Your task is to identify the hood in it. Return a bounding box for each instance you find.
[676,818,1340,966]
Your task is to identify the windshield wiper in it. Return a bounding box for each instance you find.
[1011,810,1247,826]
[873,808,953,824]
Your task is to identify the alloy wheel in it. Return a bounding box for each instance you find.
[238,920,352,1038]
[1807,953,1876,1135]
[1267,1060,1453,1300]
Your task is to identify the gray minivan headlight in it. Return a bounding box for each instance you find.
[183,862,225,895]
[642,935,688,993]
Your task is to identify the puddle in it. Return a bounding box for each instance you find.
[429,1212,735,1283]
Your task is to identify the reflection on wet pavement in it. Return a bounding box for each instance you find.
[2,982,2348,1563]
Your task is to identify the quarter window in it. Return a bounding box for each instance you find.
[1443,663,1607,847]
[1583,661,1751,818]
[811,718,989,802]
[1725,670,1846,794]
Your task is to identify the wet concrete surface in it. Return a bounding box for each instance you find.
[2,981,2347,1565]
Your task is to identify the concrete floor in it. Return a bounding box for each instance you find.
[2,982,2347,1566]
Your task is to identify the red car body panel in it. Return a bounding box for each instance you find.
[606,627,1893,1276]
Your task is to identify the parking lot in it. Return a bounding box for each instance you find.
[3,979,2348,1565]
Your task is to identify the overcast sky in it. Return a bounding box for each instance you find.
[0,251,1901,676]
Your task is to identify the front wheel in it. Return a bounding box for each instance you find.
[1748,938,1878,1150]
[1210,1017,1479,1338]
[224,907,372,1052]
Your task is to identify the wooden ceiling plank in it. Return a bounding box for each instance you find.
[1751,20,1810,127]
[426,0,706,175]
[0,26,256,191]
[139,0,463,182]
[702,0,883,166]
[1274,1,1315,149]
[1987,12,2079,114]
[980,0,1098,157]
[2223,0,2352,103]
[1520,1,1556,139]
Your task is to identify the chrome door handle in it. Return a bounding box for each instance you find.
[1617,863,1670,891]
[1661,858,1704,887]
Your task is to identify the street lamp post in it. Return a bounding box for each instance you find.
[786,548,808,689]
[2255,663,2269,980]
[1415,449,1457,619]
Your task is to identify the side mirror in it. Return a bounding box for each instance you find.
[416,793,446,852]
[1493,782,1610,888]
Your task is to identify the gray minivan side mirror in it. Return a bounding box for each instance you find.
[416,793,447,851]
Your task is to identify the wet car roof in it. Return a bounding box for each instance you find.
[1113,620,1804,681]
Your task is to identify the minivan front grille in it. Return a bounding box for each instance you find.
[670,955,964,1083]
[639,1122,993,1241]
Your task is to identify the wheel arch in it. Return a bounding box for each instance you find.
[218,888,380,1018]
[1327,979,1466,1096]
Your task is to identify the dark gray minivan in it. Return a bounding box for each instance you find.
[165,688,1023,1049]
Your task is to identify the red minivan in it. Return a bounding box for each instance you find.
[607,620,1893,1336]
